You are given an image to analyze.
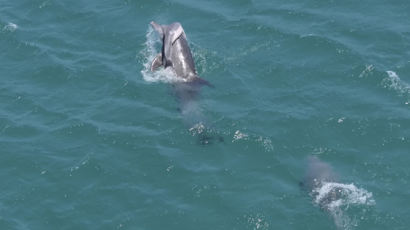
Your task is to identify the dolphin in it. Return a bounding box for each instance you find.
[150,21,212,87]
[150,21,219,144]
[301,156,341,210]
[301,156,350,229]
[301,156,375,229]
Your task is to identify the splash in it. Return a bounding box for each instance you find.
[243,213,270,230]
[313,182,375,208]
[191,43,208,74]
[230,129,274,152]
[139,26,186,84]
[382,71,410,98]
[189,122,206,136]
[68,153,92,176]
[312,182,375,230]
[358,64,374,78]
[232,130,249,142]
[3,22,18,32]
[256,136,274,152]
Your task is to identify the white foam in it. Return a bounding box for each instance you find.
[385,71,401,90]
[358,65,374,78]
[313,182,375,229]
[232,130,248,142]
[314,182,375,207]
[256,136,274,152]
[140,26,185,84]
[230,130,273,152]
[386,70,399,79]
[244,213,270,230]
[383,70,410,96]
[3,22,18,32]
[189,122,206,136]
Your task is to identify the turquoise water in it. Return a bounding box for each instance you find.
[1,0,410,229]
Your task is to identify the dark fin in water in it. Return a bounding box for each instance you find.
[192,76,214,88]
[198,133,213,145]
[150,53,163,71]
[299,181,305,189]
[197,132,225,145]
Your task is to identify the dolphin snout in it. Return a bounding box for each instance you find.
[150,21,163,37]
[150,21,160,29]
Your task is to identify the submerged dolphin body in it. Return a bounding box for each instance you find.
[301,156,353,229]
[150,21,219,144]
[302,157,375,229]
[302,156,341,210]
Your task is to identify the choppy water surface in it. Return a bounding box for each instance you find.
[1,0,410,229]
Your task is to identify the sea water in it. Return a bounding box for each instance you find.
[1,0,410,229]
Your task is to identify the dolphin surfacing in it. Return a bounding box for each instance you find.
[150,21,212,87]
[301,156,376,229]
[301,156,341,210]
[149,21,220,144]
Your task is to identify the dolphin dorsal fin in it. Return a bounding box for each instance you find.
[169,23,185,44]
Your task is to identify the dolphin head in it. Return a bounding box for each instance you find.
[150,21,186,66]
